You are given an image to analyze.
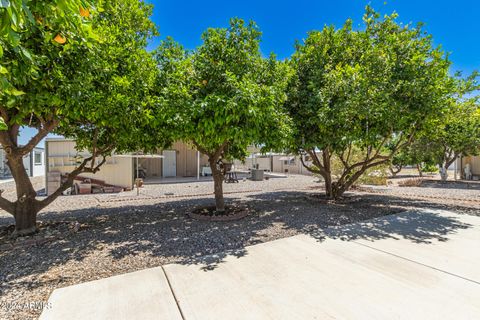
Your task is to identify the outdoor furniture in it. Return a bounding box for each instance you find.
[223,163,239,183]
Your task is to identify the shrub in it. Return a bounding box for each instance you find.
[398,178,423,187]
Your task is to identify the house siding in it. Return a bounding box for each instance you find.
[45,139,210,194]
[45,139,134,195]
[461,156,480,178]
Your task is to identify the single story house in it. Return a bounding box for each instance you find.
[45,138,210,195]
[234,152,315,176]
[0,146,45,178]
[272,154,312,175]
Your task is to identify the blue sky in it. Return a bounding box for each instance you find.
[147,0,479,74]
[20,0,479,146]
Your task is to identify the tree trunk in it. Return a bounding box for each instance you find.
[13,198,40,236]
[439,165,449,181]
[6,153,40,235]
[209,158,225,213]
[324,173,334,199]
[416,163,423,177]
[389,165,402,177]
[440,155,456,182]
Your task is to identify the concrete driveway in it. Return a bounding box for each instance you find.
[40,209,480,320]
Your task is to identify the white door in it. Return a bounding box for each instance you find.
[162,150,176,177]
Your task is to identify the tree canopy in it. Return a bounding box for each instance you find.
[155,19,291,211]
[0,0,162,235]
[285,7,451,198]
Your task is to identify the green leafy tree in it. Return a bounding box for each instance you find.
[0,0,162,235]
[389,138,439,177]
[419,74,480,180]
[436,101,480,180]
[398,73,480,180]
[155,19,291,212]
[286,7,451,199]
[0,0,95,102]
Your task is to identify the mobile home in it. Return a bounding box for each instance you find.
[45,139,210,195]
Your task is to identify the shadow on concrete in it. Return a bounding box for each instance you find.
[0,190,476,295]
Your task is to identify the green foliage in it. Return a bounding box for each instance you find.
[155,19,292,160]
[1,0,96,98]
[55,0,162,155]
[421,163,438,173]
[409,73,480,172]
[153,18,292,211]
[0,0,166,233]
[1,0,160,155]
[285,6,451,197]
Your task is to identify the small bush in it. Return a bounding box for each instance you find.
[422,163,438,174]
[398,178,423,187]
[359,175,388,186]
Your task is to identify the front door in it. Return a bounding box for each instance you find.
[162,150,176,177]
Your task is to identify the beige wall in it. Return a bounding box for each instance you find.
[164,142,209,177]
[234,154,314,175]
[272,155,312,175]
[235,157,272,171]
[46,140,210,194]
[461,156,480,176]
[46,140,134,193]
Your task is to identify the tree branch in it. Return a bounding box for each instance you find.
[300,152,324,176]
[0,107,10,124]
[212,140,229,161]
[0,190,15,216]
[38,152,108,211]
[191,140,210,157]
[18,120,58,156]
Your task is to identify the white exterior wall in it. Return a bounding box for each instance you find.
[31,148,45,177]
[22,153,31,176]
[0,149,8,177]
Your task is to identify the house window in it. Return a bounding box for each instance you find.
[34,152,42,165]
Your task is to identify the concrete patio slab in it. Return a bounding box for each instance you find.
[164,210,480,320]
[324,210,480,283]
[40,209,480,319]
[39,267,182,320]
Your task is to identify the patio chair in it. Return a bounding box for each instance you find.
[222,163,239,183]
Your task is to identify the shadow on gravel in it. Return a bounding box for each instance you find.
[0,190,476,293]
[418,179,480,190]
[245,192,474,245]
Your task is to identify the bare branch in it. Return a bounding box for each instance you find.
[38,149,109,210]
[212,140,229,161]
[0,190,15,216]
[300,152,325,176]
[18,120,58,156]
[192,140,210,157]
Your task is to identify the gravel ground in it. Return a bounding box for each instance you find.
[0,174,479,320]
